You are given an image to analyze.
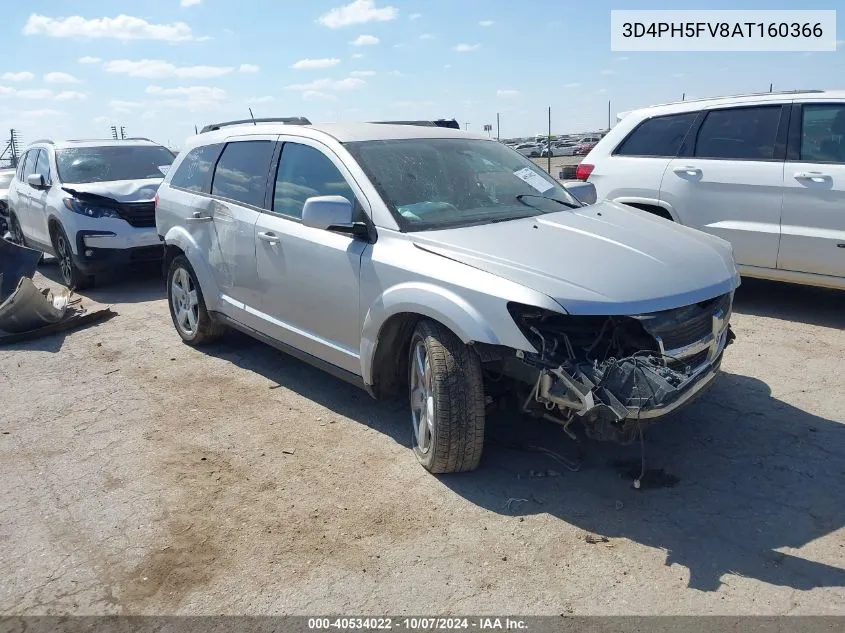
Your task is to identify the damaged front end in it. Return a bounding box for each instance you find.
[500,295,735,443]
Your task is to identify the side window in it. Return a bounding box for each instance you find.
[694,106,782,160]
[211,140,274,207]
[34,149,51,181]
[273,142,355,219]
[23,151,38,179]
[800,104,845,163]
[615,112,698,157]
[170,144,220,192]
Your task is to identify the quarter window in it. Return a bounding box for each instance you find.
[800,104,845,163]
[211,141,274,208]
[272,142,355,219]
[34,149,51,182]
[615,112,698,157]
[170,144,221,192]
[694,106,782,160]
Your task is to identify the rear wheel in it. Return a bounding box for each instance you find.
[167,255,225,345]
[7,213,25,246]
[52,224,92,289]
[408,320,486,473]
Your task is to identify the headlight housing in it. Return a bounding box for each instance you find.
[63,197,121,219]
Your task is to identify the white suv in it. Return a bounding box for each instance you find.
[6,138,175,288]
[578,90,845,290]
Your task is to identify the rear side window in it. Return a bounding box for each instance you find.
[800,103,845,163]
[694,106,782,160]
[170,144,220,192]
[273,142,355,219]
[615,112,698,157]
[211,140,275,208]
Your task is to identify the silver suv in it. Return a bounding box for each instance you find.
[156,118,739,473]
[6,138,175,288]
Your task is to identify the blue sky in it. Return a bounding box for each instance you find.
[1,0,844,149]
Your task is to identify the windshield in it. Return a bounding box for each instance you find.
[345,138,580,231]
[0,172,13,188]
[56,145,175,184]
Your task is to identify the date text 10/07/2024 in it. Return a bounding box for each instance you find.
[307,617,529,630]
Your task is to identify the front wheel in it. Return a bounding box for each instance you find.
[167,255,225,345]
[7,213,26,246]
[408,320,486,473]
[52,224,92,289]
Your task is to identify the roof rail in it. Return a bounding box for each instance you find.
[647,89,825,109]
[124,137,155,142]
[200,117,311,133]
[371,119,461,130]
[30,139,54,145]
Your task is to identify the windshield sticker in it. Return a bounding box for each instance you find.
[157,165,171,175]
[513,167,554,193]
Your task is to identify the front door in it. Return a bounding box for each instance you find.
[253,139,368,374]
[661,104,787,269]
[207,137,277,314]
[29,149,53,246]
[779,102,845,278]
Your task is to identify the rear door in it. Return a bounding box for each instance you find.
[253,138,369,374]
[207,136,277,314]
[778,102,845,278]
[29,149,53,245]
[661,104,788,269]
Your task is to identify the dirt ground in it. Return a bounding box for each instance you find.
[1,261,844,615]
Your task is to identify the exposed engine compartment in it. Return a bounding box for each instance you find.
[496,294,735,443]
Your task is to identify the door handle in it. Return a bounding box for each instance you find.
[185,211,212,223]
[794,171,830,182]
[673,166,701,176]
[257,231,280,244]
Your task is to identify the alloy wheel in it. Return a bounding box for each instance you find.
[56,233,73,285]
[170,266,199,337]
[410,339,434,454]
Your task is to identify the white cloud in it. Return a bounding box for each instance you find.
[387,70,403,76]
[181,0,202,6]
[146,85,227,110]
[393,100,435,108]
[409,13,421,20]
[350,34,379,46]
[563,82,581,88]
[444,64,451,69]
[44,71,80,84]
[108,99,142,111]
[497,89,520,98]
[600,69,615,75]
[454,43,481,52]
[291,58,341,70]
[317,0,398,29]
[286,77,366,92]
[77,56,101,64]
[23,14,203,42]
[351,53,364,59]
[419,33,435,40]
[141,110,158,120]
[104,59,233,78]
[20,108,65,119]
[350,70,375,77]
[479,20,494,27]
[93,116,111,124]
[55,90,87,101]
[303,90,337,101]
[15,89,54,100]
[597,88,608,94]
[1,71,34,82]
[247,96,275,103]
[239,64,259,73]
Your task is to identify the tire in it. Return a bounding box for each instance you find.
[7,213,25,246]
[408,320,486,473]
[167,255,225,345]
[51,223,92,290]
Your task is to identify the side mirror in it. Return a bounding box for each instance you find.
[302,195,354,231]
[562,180,596,205]
[27,173,47,189]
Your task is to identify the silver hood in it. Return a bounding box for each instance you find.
[61,178,162,203]
[411,200,740,315]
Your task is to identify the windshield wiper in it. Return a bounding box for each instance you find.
[515,193,580,210]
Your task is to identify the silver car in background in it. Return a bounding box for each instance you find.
[155,120,738,474]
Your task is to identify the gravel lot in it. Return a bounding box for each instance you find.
[1,261,844,615]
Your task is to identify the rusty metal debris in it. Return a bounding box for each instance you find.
[0,237,115,344]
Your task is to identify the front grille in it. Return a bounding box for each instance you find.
[659,315,712,350]
[644,293,731,352]
[667,349,709,374]
[116,202,156,228]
